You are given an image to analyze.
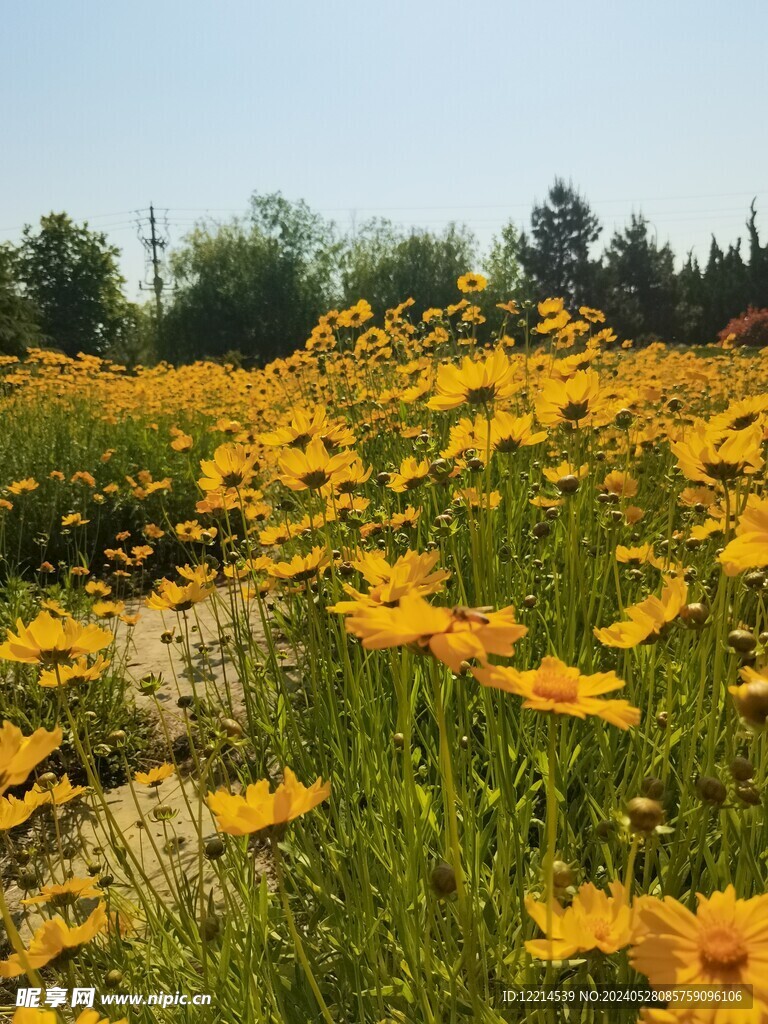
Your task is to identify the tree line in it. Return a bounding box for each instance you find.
[3,180,768,364]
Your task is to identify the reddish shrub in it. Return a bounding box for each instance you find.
[718,306,768,348]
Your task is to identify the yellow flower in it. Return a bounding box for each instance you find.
[28,774,86,805]
[198,443,259,491]
[331,550,450,610]
[8,477,39,495]
[457,272,487,293]
[268,546,330,583]
[0,902,107,976]
[339,592,527,673]
[0,788,50,831]
[207,767,331,835]
[630,887,768,1005]
[535,368,603,427]
[526,880,632,959]
[146,578,212,611]
[489,410,548,453]
[594,576,688,648]
[670,421,764,485]
[38,654,110,688]
[134,762,175,787]
[278,437,356,491]
[0,722,62,794]
[474,656,640,729]
[428,348,517,411]
[92,599,126,619]
[85,580,112,597]
[22,876,102,907]
[387,457,431,493]
[615,545,664,569]
[602,470,638,498]
[0,611,112,665]
[61,512,90,527]
[719,495,768,574]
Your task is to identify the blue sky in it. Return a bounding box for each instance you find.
[2,0,767,298]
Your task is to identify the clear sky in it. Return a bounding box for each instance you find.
[2,0,767,299]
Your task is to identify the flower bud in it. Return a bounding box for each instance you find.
[556,475,579,494]
[696,775,727,805]
[731,680,768,729]
[205,837,226,860]
[430,862,457,896]
[641,776,664,799]
[219,717,244,739]
[552,860,575,889]
[626,797,664,833]
[105,970,123,989]
[728,630,756,653]
[736,783,761,806]
[730,756,754,782]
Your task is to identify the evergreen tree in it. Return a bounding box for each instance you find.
[599,215,679,341]
[519,179,601,305]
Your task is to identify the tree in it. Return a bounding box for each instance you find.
[17,213,132,356]
[161,193,338,363]
[0,244,39,356]
[339,220,477,317]
[599,215,680,342]
[483,222,531,308]
[519,179,601,305]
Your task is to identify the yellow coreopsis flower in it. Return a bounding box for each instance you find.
[134,762,175,787]
[21,876,102,907]
[719,494,768,574]
[338,592,527,674]
[198,443,259,492]
[207,767,331,836]
[0,788,51,831]
[278,437,356,491]
[457,272,487,293]
[387,457,432,493]
[146,577,212,611]
[474,656,640,729]
[38,653,110,688]
[670,421,764,485]
[0,722,62,795]
[630,887,768,1008]
[535,368,603,427]
[526,880,632,959]
[267,545,331,583]
[0,611,112,665]
[594,576,688,649]
[331,550,450,611]
[0,902,107,977]
[428,348,517,411]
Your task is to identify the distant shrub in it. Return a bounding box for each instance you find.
[718,306,768,348]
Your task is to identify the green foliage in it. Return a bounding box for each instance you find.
[597,214,681,342]
[16,213,136,356]
[0,244,39,356]
[519,178,601,306]
[160,192,339,363]
[339,219,477,315]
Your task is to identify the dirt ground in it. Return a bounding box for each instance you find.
[6,588,274,937]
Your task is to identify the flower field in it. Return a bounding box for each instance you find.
[1,285,768,1024]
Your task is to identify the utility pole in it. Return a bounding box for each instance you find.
[137,204,169,321]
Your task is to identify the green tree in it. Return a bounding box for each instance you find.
[161,193,338,363]
[519,178,601,305]
[599,215,680,341]
[339,220,476,317]
[0,244,39,356]
[483,222,531,308]
[17,213,132,356]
